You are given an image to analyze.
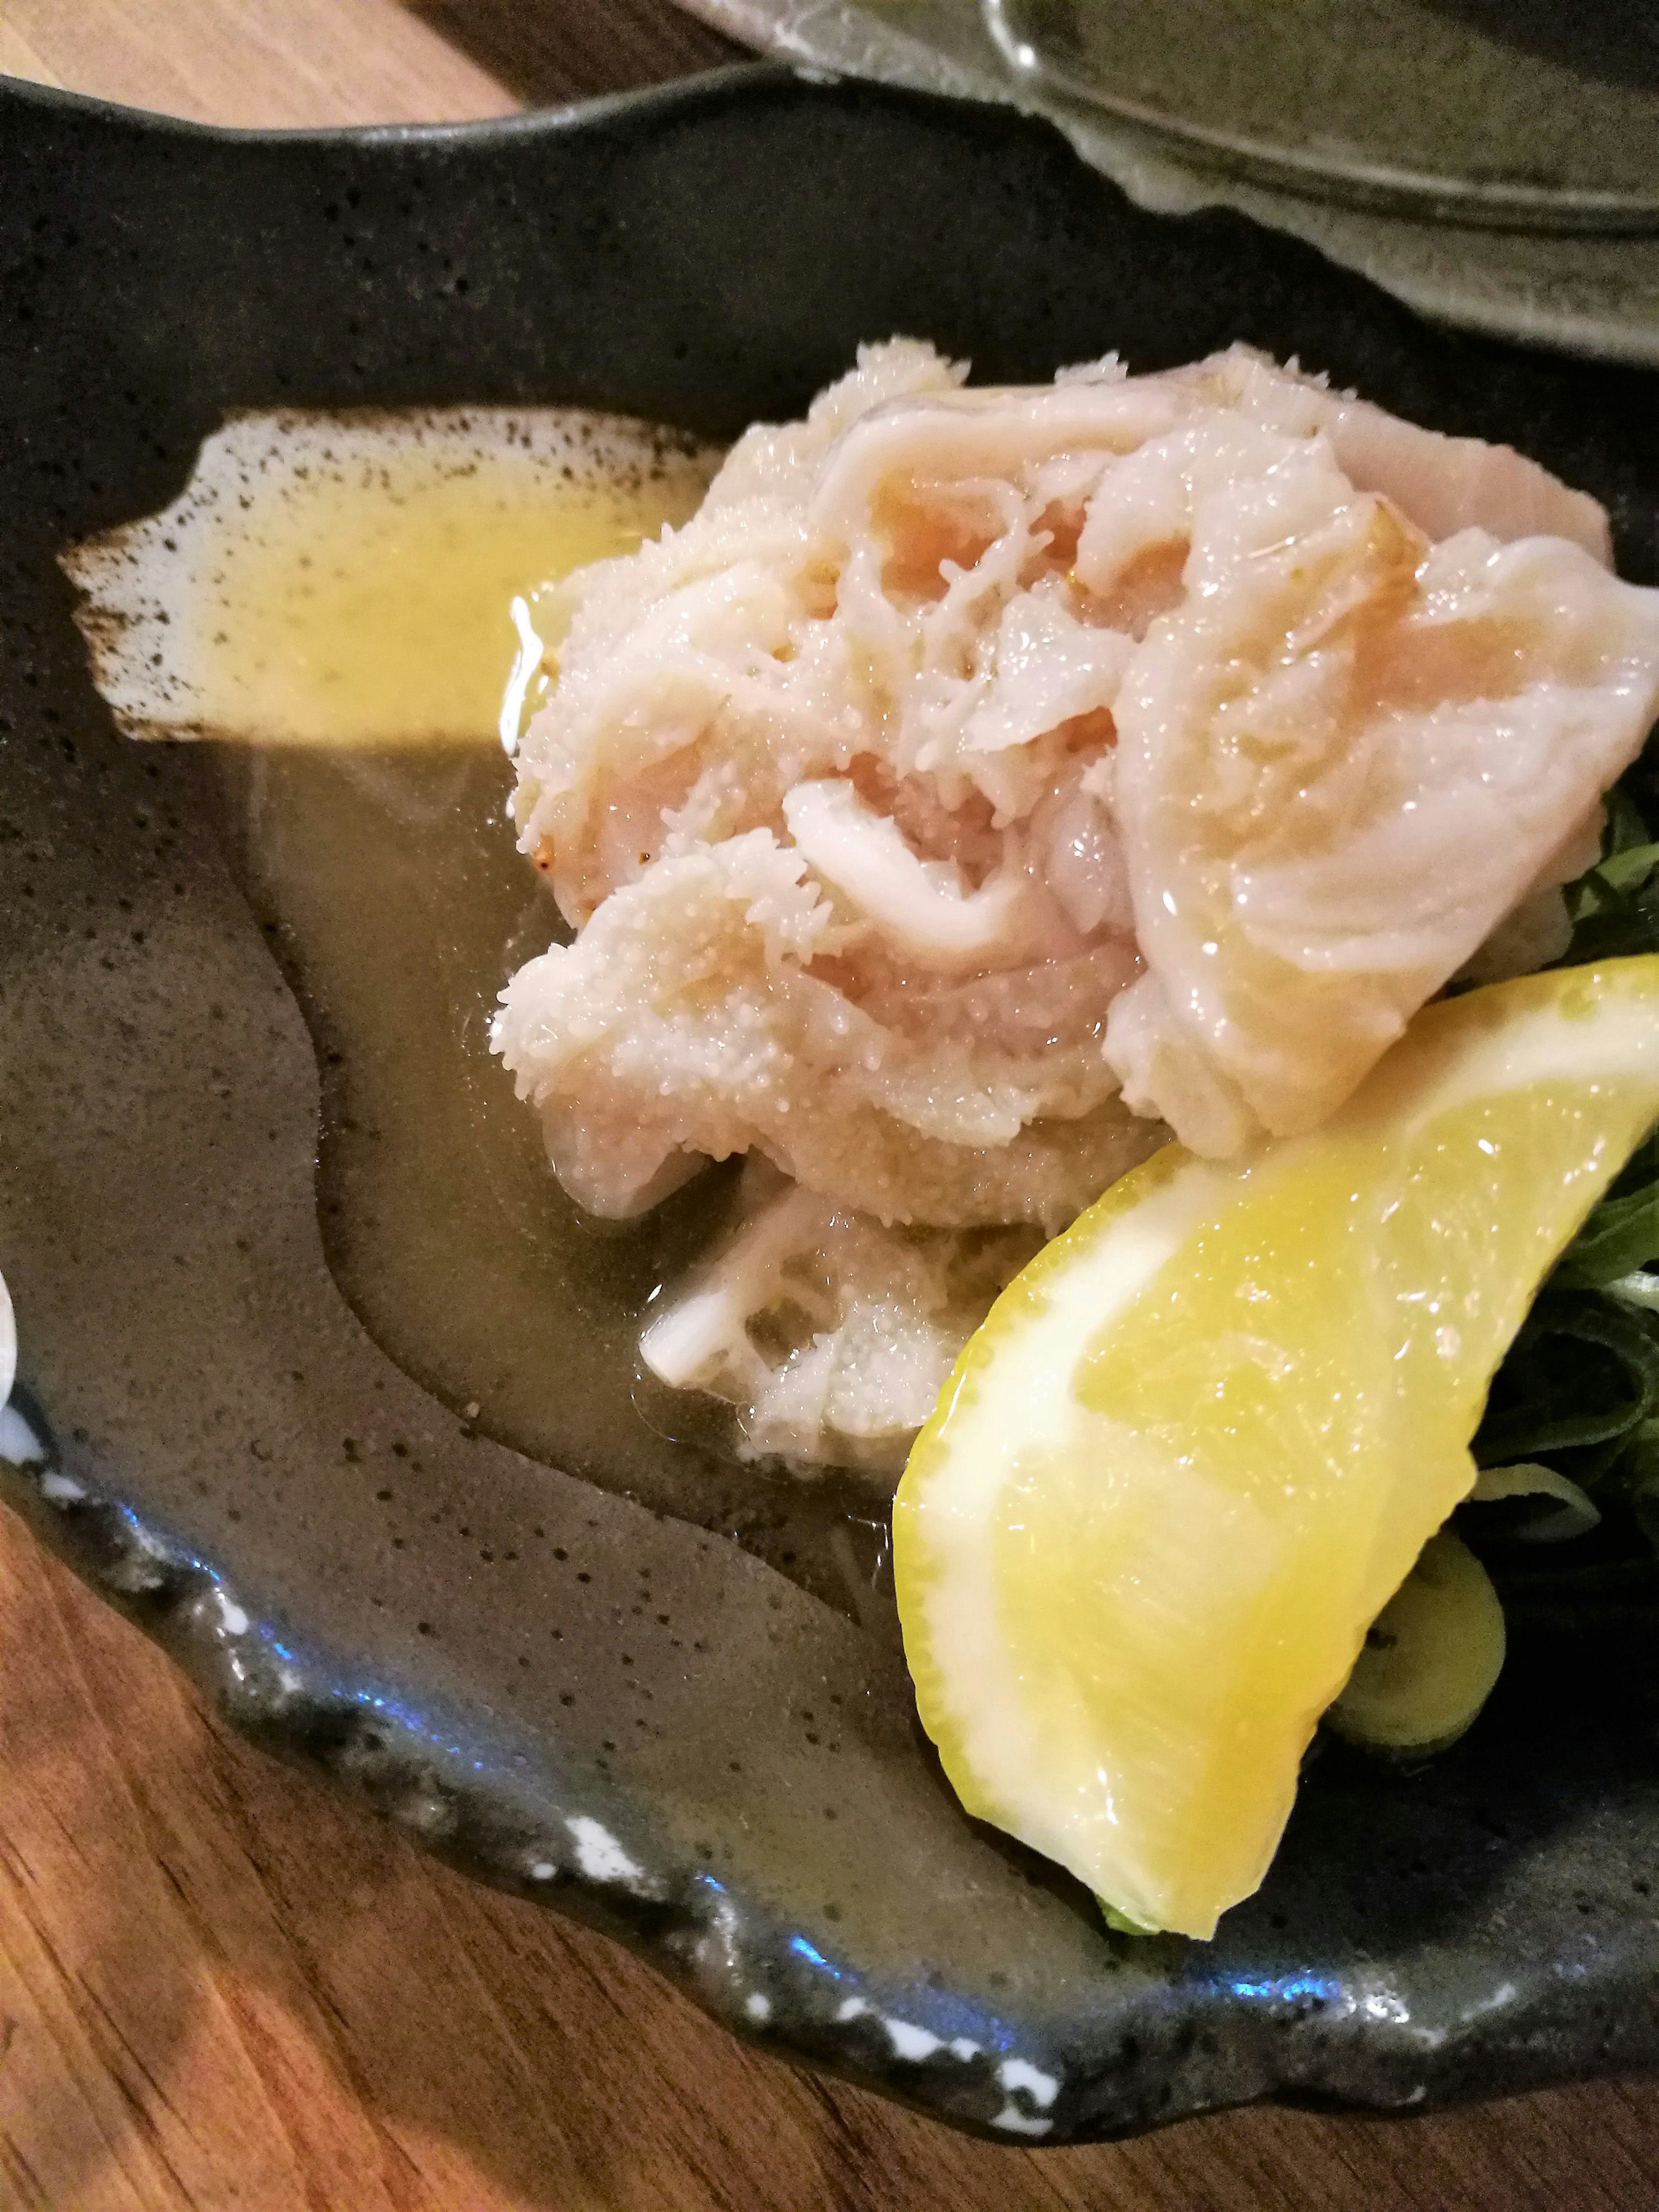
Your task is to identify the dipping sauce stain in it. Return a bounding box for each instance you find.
[133,410,877,1613]
[187,430,710,746]
[63,407,715,748]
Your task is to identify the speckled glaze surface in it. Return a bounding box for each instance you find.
[984,0,1659,226]
[680,0,1659,363]
[5,66,1659,2142]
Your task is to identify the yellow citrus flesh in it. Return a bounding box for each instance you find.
[893,958,1659,1939]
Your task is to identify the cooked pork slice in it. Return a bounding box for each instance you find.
[638,1161,1042,1475]
[493,828,1158,1227]
[498,339,1659,1217]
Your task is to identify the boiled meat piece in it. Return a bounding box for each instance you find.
[498,340,1659,1217]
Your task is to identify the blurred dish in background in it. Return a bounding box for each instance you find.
[983,0,1659,231]
[677,0,1659,360]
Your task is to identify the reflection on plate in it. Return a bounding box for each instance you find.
[985,0,1659,229]
[6,67,1659,2141]
[679,0,1659,360]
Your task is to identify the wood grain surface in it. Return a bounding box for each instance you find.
[4,6,1659,2206]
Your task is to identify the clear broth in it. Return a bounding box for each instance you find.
[202,440,891,1617]
[178,420,706,744]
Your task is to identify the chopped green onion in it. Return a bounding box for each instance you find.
[1556,1175,1659,1286]
[1468,1462,1602,1542]
[1592,841,1659,895]
[1478,1294,1659,1463]
[1469,722,1659,1602]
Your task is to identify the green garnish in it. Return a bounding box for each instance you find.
[1468,730,1659,1609]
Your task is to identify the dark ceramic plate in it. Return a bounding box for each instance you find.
[984,0,1659,230]
[6,64,1659,2145]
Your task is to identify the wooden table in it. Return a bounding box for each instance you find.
[5,6,1659,2206]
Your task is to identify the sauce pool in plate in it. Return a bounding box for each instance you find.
[62,407,894,1616]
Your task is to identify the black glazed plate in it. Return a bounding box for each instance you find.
[5,64,1659,2144]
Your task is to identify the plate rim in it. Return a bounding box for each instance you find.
[5,59,1659,2145]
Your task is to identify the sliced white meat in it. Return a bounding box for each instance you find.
[500,334,1656,1243]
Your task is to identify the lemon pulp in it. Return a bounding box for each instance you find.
[893,958,1659,1939]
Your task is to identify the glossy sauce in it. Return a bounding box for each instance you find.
[191,416,883,1609]
[182,417,709,744]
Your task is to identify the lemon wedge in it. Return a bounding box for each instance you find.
[893,958,1659,1939]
